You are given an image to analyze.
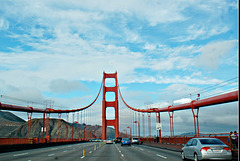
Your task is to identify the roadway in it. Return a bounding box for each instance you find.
[0,142,236,161]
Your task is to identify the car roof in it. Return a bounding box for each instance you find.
[194,138,219,140]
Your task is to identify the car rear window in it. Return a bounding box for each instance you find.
[199,139,224,145]
[133,138,138,140]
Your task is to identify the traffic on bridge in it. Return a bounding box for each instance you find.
[0,142,182,161]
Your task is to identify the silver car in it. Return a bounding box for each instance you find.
[181,138,232,161]
[131,138,140,144]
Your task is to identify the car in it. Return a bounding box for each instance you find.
[181,138,232,161]
[131,137,140,144]
[115,137,122,143]
[121,138,131,146]
[106,139,113,144]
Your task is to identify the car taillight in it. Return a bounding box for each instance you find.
[200,147,211,151]
[223,147,231,152]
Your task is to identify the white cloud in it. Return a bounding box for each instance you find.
[200,102,239,130]
[163,84,199,99]
[191,72,202,77]
[195,40,237,69]
[150,56,193,71]
[172,24,229,42]
[143,43,156,50]
[49,79,89,94]
[2,0,225,35]
[1,87,46,108]
[174,98,192,104]
[0,46,146,96]
[0,18,9,30]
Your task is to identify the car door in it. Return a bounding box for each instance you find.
[184,139,193,158]
[188,139,198,159]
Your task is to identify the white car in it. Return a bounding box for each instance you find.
[131,138,140,144]
[106,139,113,144]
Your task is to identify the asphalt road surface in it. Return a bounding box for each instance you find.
[0,142,236,161]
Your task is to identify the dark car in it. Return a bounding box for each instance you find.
[115,137,122,143]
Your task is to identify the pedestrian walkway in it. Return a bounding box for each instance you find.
[143,142,183,151]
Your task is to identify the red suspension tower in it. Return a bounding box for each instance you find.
[102,72,119,140]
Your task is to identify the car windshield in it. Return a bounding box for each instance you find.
[199,139,224,145]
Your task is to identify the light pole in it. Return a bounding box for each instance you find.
[84,126,88,141]
[127,126,132,139]
[134,121,140,140]
[90,130,94,140]
[123,129,127,138]
[75,121,79,140]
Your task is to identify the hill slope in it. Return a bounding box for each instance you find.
[0,111,26,137]
[0,111,26,123]
[0,111,115,139]
[7,118,115,139]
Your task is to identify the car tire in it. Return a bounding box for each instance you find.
[181,151,186,160]
[194,153,198,161]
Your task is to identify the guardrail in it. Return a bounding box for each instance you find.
[0,137,85,145]
[141,133,237,150]
[0,133,236,150]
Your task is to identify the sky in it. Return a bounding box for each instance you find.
[0,0,239,137]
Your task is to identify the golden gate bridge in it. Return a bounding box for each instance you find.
[0,72,238,147]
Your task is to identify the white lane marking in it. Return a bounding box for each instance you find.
[89,151,92,153]
[132,146,144,151]
[63,150,67,152]
[156,154,167,159]
[48,154,55,156]
[81,156,85,159]
[114,143,125,158]
[13,153,29,156]
[51,148,58,150]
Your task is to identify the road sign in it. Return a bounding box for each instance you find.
[41,127,46,132]
[156,123,162,130]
